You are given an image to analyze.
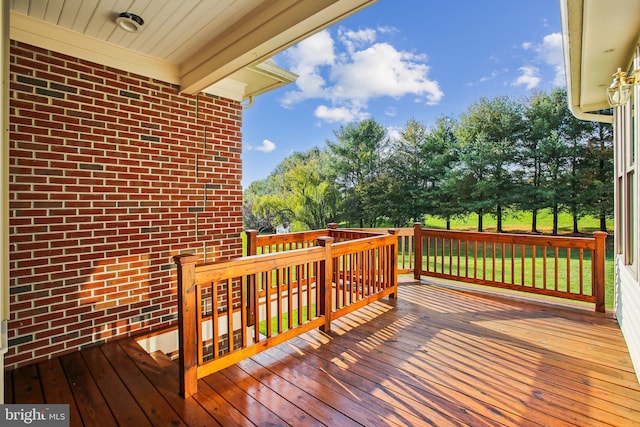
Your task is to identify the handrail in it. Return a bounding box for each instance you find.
[413,223,607,312]
[174,229,398,398]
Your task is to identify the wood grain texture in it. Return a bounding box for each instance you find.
[5,278,640,426]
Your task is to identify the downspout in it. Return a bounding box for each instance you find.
[242,96,255,109]
[0,0,9,403]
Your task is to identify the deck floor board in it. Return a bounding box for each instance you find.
[6,279,640,426]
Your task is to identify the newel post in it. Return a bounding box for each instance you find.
[245,230,259,326]
[245,229,258,256]
[317,236,334,333]
[387,229,400,298]
[413,223,423,280]
[174,254,199,398]
[593,231,607,313]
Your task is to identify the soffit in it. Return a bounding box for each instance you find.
[9,0,377,99]
[562,0,640,115]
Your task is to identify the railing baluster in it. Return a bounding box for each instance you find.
[543,245,547,290]
[226,278,233,354]
[501,242,505,283]
[213,282,219,358]
[254,272,260,344]
[554,247,559,291]
[297,264,303,327]
[197,285,204,365]
[566,248,571,293]
[520,244,525,286]
[482,241,486,281]
[277,269,283,334]
[265,271,272,338]
[511,243,515,284]
[288,267,293,331]
[456,239,461,276]
[492,242,496,282]
[241,277,247,349]
[465,240,469,278]
[532,245,536,288]
[474,241,478,279]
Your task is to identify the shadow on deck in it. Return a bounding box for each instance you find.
[6,277,640,426]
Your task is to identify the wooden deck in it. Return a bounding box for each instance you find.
[6,278,640,426]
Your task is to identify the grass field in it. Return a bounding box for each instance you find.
[421,210,612,234]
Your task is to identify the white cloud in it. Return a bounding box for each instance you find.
[314,105,369,123]
[338,27,377,54]
[513,66,541,90]
[536,33,564,86]
[330,43,443,105]
[280,26,442,123]
[246,139,276,153]
[468,70,499,87]
[522,42,532,50]
[280,31,335,107]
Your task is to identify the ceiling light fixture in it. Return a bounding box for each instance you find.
[607,67,639,107]
[115,12,144,33]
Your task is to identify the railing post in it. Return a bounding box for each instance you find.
[413,223,423,280]
[317,236,334,333]
[593,231,607,313]
[245,229,258,256]
[388,229,400,299]
[245,230,259,326]
[327,223,339,230]
[174,254,199,398]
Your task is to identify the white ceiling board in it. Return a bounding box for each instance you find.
[9,0,378,97]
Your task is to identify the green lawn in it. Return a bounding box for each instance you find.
[421,210,612,234]
[259,304,316,336]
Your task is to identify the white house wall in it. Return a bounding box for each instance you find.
[616,256,640,383]
[614,48,640,384]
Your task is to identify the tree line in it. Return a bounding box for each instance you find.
[243,88,613,235]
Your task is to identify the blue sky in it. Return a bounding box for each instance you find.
[241,0,563,188]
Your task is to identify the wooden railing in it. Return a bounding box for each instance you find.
[174,228,398,397]
[175,223,607,397]
[334,227,415,274]
[245,223,385,256]
[413,223,607,312]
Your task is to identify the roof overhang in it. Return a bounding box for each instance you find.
[560,0,640,123]
[9,1,378,101]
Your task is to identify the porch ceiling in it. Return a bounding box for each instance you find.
[561,0,640,122]
[9,0,377,101]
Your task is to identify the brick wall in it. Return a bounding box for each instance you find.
[7,41,244,369]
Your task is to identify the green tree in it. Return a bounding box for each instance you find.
[427,116,461,229]
[385,118,430,225]
[327,119,388,227]
[455,97,524,232]
[580,121,614,231]
[521,90,561,232]
[243,179,278,233]
[248,149,338,231]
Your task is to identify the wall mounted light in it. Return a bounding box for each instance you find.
[115,12,144,33]
[607,67,639,107]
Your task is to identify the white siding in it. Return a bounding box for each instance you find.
[616,256,640,383]
[614,47,640,384]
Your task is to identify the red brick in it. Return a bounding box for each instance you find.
[7,40,243,370]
